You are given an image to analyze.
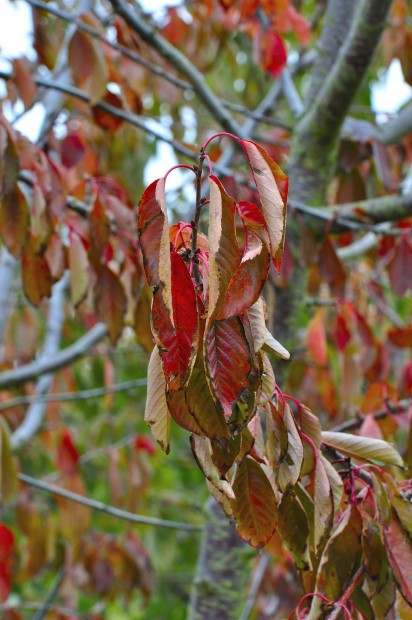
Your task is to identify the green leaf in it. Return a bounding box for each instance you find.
[190,435,234,499]
[0,417,17,502]
[321,431,404,467]
[144,347,170,454]
[276,404,303,492]
[262,328,290,360]
[313,457,333,551]
[231,456,277,548]
[278,490,310,570]
[315,505,363,603]
[384,516,412,605]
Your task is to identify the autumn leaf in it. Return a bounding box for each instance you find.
[145,347,170,454]
[0,417,17,502]
[190,435,235,499]
[0,524,14,602]
[388,325,412,348]
[22,235,52,306]
[207,176,241,322]
[321,431,404,467]
[166,389,203,435]
[231,456,277,548]
[278,490,310,570]
[239,139,288,271]
[69,230,90,306]
[68,24,108,104]
[94,265,127,343]
[0,184,30,257]
[204,316,252,419]
[384,516,412,605]
[276,403,303,491]
[307,309,328,365]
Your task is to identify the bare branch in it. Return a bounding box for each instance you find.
[280,68,304,118]
[18,472,203,532]
[330,192,412,223]
[107,0,243,136]
[0,378,147,412]
[240,553,270,620]
[0,323,108,390]
[380,100,412,144]
[11,273,68,451]
[33,568,66,620]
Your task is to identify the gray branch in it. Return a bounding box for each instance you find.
[108,0,243,136]
[11,273,68,450]
[18,472,203,532]
[0,323,108,390]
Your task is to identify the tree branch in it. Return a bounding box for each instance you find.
[107,0,243,136]
[11,273,68,450]
[0,378,147,412]
[0,323,108,390]
[18,472,203,531]
[305,0,357,109]
[380,100,412,144]
[289,0,392,204]
[33,568,66,620]
[0,247,18,357]
[330,192,412,223]
[188,497,251,619]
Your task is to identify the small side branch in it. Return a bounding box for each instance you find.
[18,473,203,532]
[0,247,18,356]
[33,568,66,620]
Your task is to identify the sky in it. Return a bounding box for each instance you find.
[0,0,411,184]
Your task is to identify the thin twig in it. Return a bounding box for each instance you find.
[330,398,412,433]
[240,553,270,620]
[328,565,366,620]
[18,473,203,531]
[0,378,147,412]
[33,568,66,620]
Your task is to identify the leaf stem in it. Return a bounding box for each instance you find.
[191,149,207,283]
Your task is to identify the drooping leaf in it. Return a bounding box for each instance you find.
[278,490,310,570]
[247,297,267,353]
[0,184,30,257]
[152,251,198,391]
[321,431,404,467]
[262,328,290,360]
[190,435,234,499]
[384,516,412,605]
[0,524,14,602]
[0,417,17,502]
[205,479,233,518]
[276,403,303,492]
[207,176,241,322]
[321,456,343,515]
[307,309,327,366]
[388,326,412,348]
[137,177,171,297]
[22,236,52,306]
[315,505,363,603]
[144,347,170,454]
[231,456,277,548]
[68,22,108,103]
[228,351,262,434]
[265,401,288,468]
[239,140,288,270]
[313,456,333,551]
[259,353,276,405]
[69,230,90,307]
[388,236,412,296]
[204,316,252,419]
[185,339,230,442]
[392,496,412,538]
[94,265,127,344]
[0,122,19,196]
[319,235,346,297]
[166,389,203,435]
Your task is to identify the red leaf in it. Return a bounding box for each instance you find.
[94,265,127,343]
[334,314,351,351]
[0,524,14,603]
[134,434,156,455]
[205,316,252,419]
[261,31,287,78]
[167,389,204,435]
[151,251,198,391]
[319,235,346,296]
[231,457,277,548]
[388,236,412,296]
[12,56,36,109]
[92,90,124,131]
[307,309,327,365]
[388,326,412,348]
[56,430,79,476]
[61,134,85,168]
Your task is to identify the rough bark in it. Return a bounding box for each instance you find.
[188,498,251,620]
[289,0,393,205]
